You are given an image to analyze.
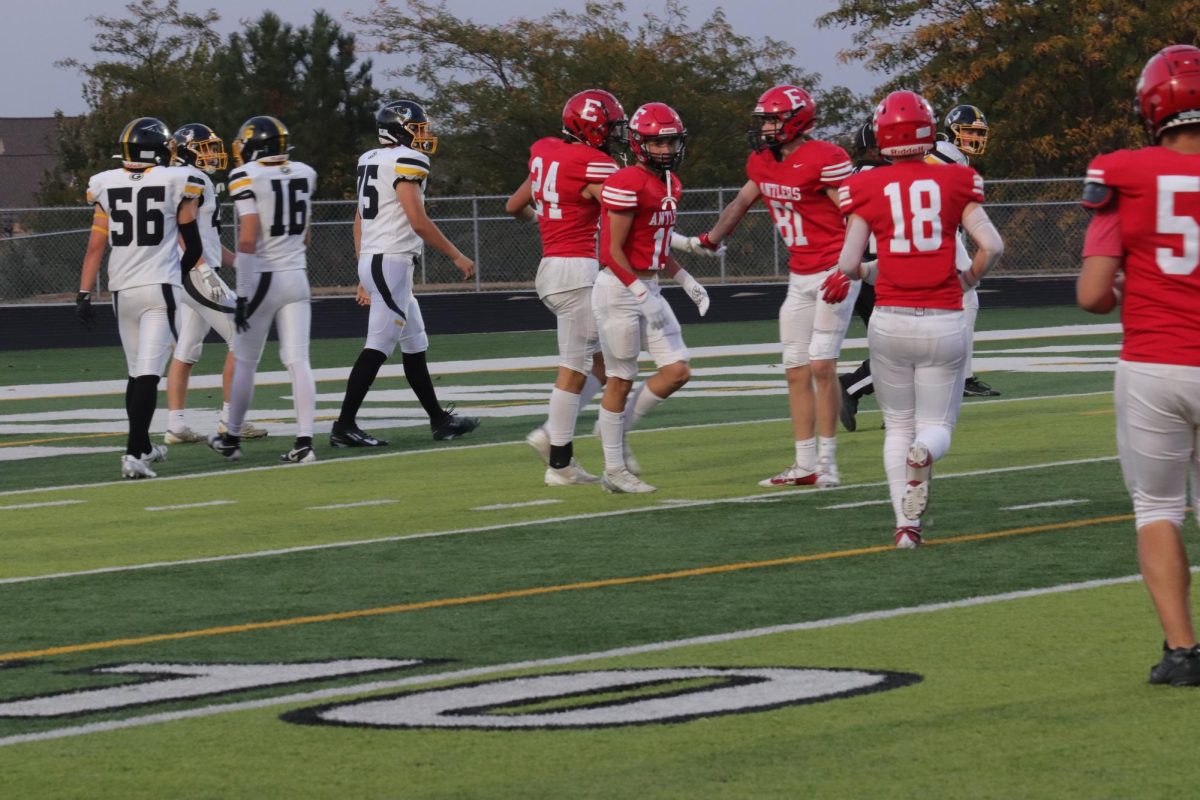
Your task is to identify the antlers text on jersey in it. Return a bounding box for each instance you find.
[760,183,803,201]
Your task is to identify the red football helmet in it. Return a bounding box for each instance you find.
[749,85,815,151]
[628,102,687,172]
[1136,44,1200,142]
[562,89,627,152]
[873,91,937,158]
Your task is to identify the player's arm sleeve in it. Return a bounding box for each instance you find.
[819,146,854,187]
[584,159,618,183]
[393,153,430,186]
[1082,158,1115,210]
[1082,207,1122,258]
[836,215,872,279]
[227,169,254,201]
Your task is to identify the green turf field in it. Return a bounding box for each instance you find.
[2,304,1195,798]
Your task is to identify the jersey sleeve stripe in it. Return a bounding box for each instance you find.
[395,156,430,169]
[601,189,638,207]
[585,162,618,178]
[186,175,206,186]
[229,178,252,192]
[183,184,204,196]
[394,165,429,177]
[821,161,854,176]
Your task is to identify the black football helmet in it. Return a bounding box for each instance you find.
[116,117,174,167]
[172,123,228,174]
[376,100,438,154]
[943,104,989,155]
[232,116,291,166]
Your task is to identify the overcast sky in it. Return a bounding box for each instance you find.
[0,0,881,118]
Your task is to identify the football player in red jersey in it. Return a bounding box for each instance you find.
[592,102,708,493]
[1077,44,1200,685]
[506,89,627,486]
[690,85,858,488]
[833,91,1004,549]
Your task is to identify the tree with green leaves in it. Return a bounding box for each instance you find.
[40,0,220,204]
[352,0,864,193]
[42,3,378,204]
[817,0,1200,176]
[213,11,380,198]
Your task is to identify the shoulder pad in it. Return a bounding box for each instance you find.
[1081,182,1115,210]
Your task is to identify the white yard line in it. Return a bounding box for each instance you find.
[0,500,85,511]
[0,323,1122,402]
[308,500,399,511]
[821,500,892,510]
[0,455,1120,587]
[472,499,563,511]
[0,567,1154,749]
[144,501,237,512]
[1002,499,1090,511]
[0,390,1115,500]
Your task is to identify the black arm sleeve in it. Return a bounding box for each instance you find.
[180,219,203,272]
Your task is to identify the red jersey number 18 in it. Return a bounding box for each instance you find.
[883,179,943,253]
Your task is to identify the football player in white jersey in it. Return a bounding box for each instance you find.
[206,116,319,463]
[934,105,999,398]
[163,123,268,445]
[330,99,478,448]
[76,116,205,479]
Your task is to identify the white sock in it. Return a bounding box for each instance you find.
[579,373,604,411]
[220,401,231,426]
[598,407,626,472]
[547,388,581,447]
[793,438,816,471]
[287,360,316,439]
[818,436,837,462]
[625,384,665,434]
[226,358,257,437]
[167,409,186,434]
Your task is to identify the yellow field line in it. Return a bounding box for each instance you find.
[0,513,1135,662]
[0,433,120,448]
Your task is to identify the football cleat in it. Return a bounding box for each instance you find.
[165,427,204,445]
[207,434,241,461]
[816,456,840,489]
[432,410,480,441]
[121,454,157,479]
[963,376,1000,397]
[893,526,923,549]
[280,442,317,463]
[839,387,858,433]
[141,443,168,463]
[329,422,388,448]
[526,426,551,465]
[758,463,818,488]
[601,468,656,494]
[901,443,932,519]
[218,420,268,439]
[545,459,601,486]
[1149,643,1200,686]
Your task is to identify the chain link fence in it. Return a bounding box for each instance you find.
[0,178,1087,303]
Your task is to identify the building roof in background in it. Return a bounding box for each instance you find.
[0,118,62,208]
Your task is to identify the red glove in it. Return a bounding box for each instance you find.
[821,270,851,304]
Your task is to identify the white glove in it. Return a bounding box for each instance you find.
[671,232,726,258]
[628,279,670,330]
[674,267,710,316]
[195,263,227,303]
